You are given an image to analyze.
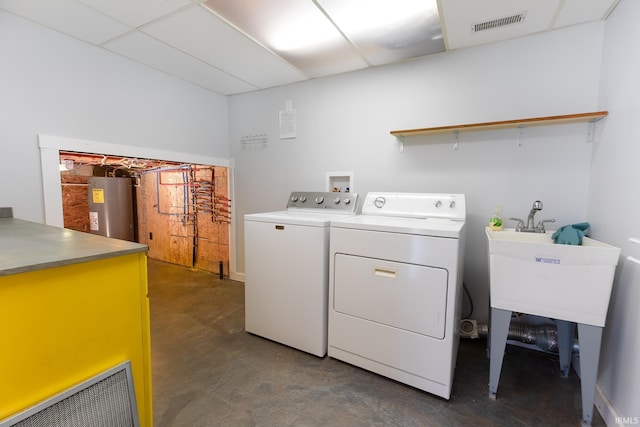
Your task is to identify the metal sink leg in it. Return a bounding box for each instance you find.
[557,320,576,378]
[488,308,511,399]
[577,323,604,427]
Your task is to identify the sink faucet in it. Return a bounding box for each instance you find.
[527,200,543,230]
[509,200,555,233]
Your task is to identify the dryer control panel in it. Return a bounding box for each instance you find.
[286,191,358,213]
[362,192,465,221]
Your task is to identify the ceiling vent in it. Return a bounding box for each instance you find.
[472,12,527,33]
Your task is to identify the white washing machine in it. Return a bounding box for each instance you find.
[244,191,359,357]
[328,192,466,399]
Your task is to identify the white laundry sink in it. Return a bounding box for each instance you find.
[486,227,621,326]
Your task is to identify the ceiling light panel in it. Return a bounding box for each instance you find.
[0,0,131,44]
[142,6,308,89]
[440,0,562,50]
[317,0,444,65]
[104,32,258,95]
[203,0,368,78]
[74,0,192,29]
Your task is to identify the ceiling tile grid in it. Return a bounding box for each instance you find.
[0,0,621,95]
[75,0,193,28]
[0,0,131,44]
[103,31,258,95]
[140,6,308,89]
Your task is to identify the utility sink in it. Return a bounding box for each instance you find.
[486,227,621,327]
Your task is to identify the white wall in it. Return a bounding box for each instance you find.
[229,22,605,323]
[591,0,640,424]
[0,11,228,223]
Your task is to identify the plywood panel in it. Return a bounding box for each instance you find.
[193,166,230,275]
[61,175,90,232]
[137,165,230,275]
[138,170,190,266]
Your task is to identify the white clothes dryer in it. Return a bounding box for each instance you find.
[328,192,466,399]
[244,191,358,357]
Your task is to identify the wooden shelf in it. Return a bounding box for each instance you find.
[390,111,608,138]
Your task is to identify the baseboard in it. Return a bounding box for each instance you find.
[230,271,245,282]
[595,383,619,427]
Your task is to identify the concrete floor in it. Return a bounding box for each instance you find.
[148,259,605,427]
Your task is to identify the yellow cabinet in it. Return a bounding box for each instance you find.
[0,217,152,426]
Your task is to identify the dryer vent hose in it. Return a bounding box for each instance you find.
[475,321,578,354]
[507,322,558,353]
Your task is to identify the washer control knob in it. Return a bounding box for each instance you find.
[434,200,442,208]
[299,196,307,202]
[449,200,456,208]
[315,196,324,204]
[343,198,351,205]
[374,197,386,208]
[291,196,298,202]
[333,197,341,204]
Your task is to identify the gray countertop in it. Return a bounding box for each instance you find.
[0,218,148,276]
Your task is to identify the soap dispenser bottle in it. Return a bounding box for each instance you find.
[489,207,503,231]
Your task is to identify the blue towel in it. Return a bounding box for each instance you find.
[552,222,590,245]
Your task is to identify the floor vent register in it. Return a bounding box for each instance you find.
[0,361,139,427]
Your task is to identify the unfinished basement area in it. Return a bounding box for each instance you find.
[59,151,231,277]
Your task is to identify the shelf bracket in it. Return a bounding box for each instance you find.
[398,135,404,153]
[517,125,525,147]
[453,130,459,151]
[587,122,596,143]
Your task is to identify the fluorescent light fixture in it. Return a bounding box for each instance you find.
[261,5,342,53]
[203,0,368,77]
[318,0,438,37]
[203,0,443,77]
[318,0,444,65]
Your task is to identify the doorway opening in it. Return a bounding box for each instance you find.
[59,151,231,277]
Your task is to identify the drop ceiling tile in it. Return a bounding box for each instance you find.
[104,32,257,95]
[553,0,619,29]
[440,0,562,50]
[75,0,192,29]
[0,0,131,44]
[142,6,308,89]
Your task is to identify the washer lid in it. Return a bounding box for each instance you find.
[245,210,355,227]
[244,191,359,227]
[330,215,465,238]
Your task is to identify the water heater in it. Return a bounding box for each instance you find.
[88,177,134,241]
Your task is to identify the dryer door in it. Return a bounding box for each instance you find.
[333,254,448,339]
